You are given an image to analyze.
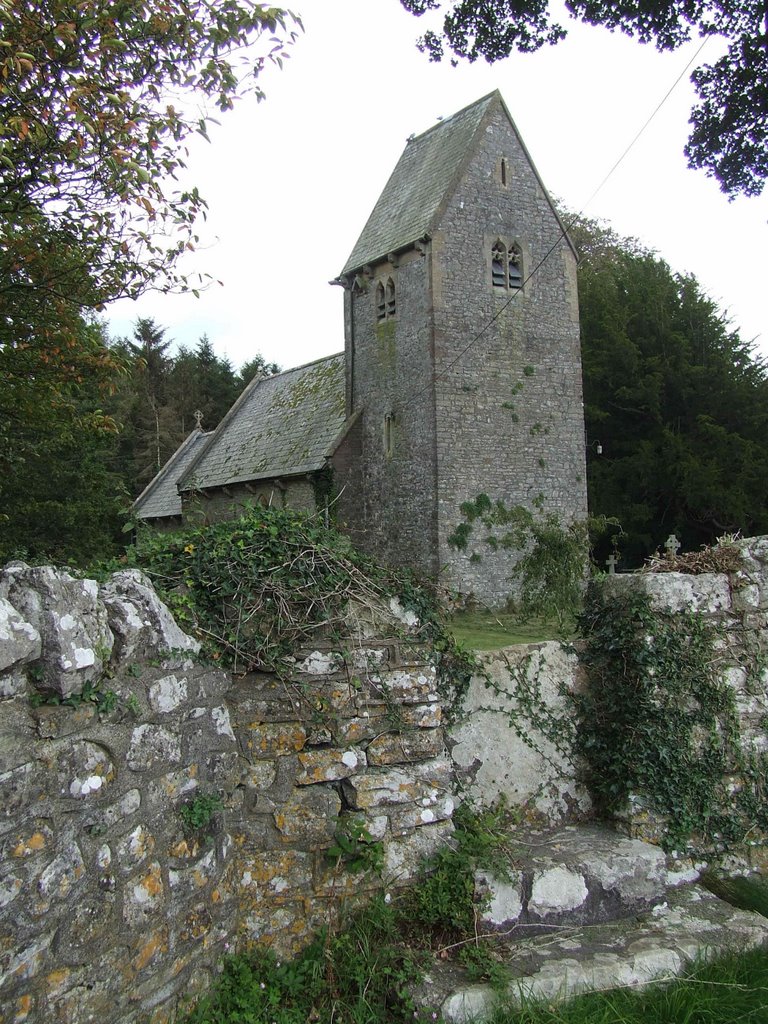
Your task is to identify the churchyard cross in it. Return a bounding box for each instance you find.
[605,553,619,575]
[665,534,681,558]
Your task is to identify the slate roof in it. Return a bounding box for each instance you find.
[133,428,211,520]
[177,353,346,492]
[341,92,496,275]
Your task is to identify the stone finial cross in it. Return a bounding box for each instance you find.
[605,553,618,575]
[664,534,681,557]
[194,409,204,430]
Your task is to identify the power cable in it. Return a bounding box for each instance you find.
[401,34,710,400]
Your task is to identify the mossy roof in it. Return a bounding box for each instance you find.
[177,353,346,493]
[341,92,497,275]
[133,428,212,520]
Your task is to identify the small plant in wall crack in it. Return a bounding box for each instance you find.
[326,816,384,875]
[178,791,223,834]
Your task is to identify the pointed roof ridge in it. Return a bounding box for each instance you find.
[410,90,500,145]
[340,90,576,275]
[133,427,212,519]
[341,93,496,275]
[177,351,346,493]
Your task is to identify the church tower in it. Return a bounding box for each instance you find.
[334,91,587,607]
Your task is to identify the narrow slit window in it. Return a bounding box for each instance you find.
[500,158,507,186]
[386,278,396,317]
[375,282,386,321]
[491,241,506,288]
[384,413,395,458]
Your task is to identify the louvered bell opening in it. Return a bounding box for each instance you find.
[376,285,386,321]
[508,258,523,290]
[492,253,506,288]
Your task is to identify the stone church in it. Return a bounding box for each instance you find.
[133,91,588,606]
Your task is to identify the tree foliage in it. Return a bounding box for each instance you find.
[0,0,297,492]
[573,213,768,565]
[399,0,768,196]
[0,0,299,309]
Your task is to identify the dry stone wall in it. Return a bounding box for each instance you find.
[447,536,768,866]
[0,564,451,1024]
[601,536,768,862]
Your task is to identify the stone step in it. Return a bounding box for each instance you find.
[415,884,768,1023]
[475,823,669,937]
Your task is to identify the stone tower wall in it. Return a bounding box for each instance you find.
[431,103,588,605]
[341,252,439,576]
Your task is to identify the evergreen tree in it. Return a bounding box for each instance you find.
[573,214,768,565]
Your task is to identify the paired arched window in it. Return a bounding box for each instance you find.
[491,240,523,291]
[376,277,396,321]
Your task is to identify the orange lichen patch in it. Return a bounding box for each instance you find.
[11,832,47,858]
[132,928,169,973]
[13,993,33,1021]
[179,908,211,943]
[44,968,71,999]
[134,862,164,903]
[168,838,200,859]
[244,723,307,757]
[210,888,221,903]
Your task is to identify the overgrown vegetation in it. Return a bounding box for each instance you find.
[184,804,514,1024]
[576,585,768,854]
[486,945,768,1024]
[447,496,618,630]
[122,506,479,720]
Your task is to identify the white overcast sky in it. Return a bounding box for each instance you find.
[106,0,768,370]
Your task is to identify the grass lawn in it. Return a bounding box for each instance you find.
[444,609,573,651]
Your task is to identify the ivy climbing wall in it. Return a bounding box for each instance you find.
[0,564,451,1024]
[448,535,768,870]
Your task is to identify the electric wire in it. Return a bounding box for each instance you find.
[402,34,710,401]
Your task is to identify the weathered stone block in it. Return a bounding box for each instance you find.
[383,820,454,883]
[366,729,444,765]
[399,703,442,728]
[127,725,181,771]
[124,862,165,924]
[273,787,341,844]
[116,826,156,872]
[296,748,365,785]
[374,666,439,703]
[32,704,95,739]
[0,599,40,673]
[389,792,454,833]
[296,651,344,675]
[146,768,198,808]
[62,740,115,799]
[603,572,731,615]
[100,569,200,663]
[237,849,313,899]
[239,722,307,760]
[341,758,452,810]
[37,841,86,902]
[1,566,114,699]
[148,675,188,714]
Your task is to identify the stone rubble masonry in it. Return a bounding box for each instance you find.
[599,536,768,865]
[447,535,768,869]
[0,564,451,1024]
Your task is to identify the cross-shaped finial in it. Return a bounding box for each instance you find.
[605,553,618,575]
[194,409,203,430]
[664,534,681,557]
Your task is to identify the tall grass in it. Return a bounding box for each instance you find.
[488,946,768,1024]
